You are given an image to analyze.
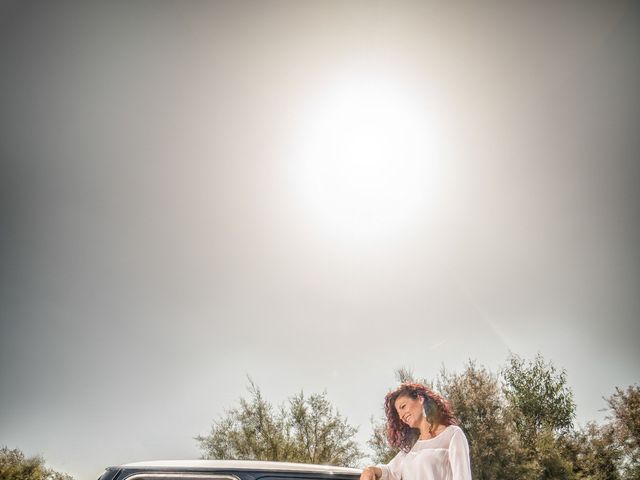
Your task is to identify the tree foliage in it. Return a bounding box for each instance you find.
[607,385,640,480]
[500,354,577,479]
[502,353,576,446]
[0,447,73,480]
[367,416,396,465]
[195,380,363,467]
[437,361,527,480]
[565,422,621,480]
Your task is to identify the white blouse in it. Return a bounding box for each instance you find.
[377,425,472,480]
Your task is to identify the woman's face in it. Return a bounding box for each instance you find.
[394,394,424,429]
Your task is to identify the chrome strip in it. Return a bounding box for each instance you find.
[124,474,240,480]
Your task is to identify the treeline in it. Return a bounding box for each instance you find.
[3,354,638,480]
[197,354,639,480]
[0,446,72,480]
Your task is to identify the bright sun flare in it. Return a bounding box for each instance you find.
[292,76,442,243]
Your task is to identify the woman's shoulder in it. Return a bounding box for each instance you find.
[447,425,468,438]
[446,425,471,448]
[433,424,466,443]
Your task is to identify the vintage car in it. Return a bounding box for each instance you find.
[98,460,362,480]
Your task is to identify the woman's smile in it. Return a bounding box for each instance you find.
[395,394,424,428]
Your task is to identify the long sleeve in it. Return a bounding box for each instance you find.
[377,450,406,480]
[448,428,472,480]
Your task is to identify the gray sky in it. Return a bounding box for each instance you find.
[1,2,639,480]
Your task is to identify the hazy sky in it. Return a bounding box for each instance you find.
[1,2,639,480]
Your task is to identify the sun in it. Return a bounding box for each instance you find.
[290,74,443,244]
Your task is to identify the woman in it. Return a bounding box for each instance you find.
[361,383,472,480]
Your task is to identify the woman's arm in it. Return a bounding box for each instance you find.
[362,450,405,480]
[449,427,472,480]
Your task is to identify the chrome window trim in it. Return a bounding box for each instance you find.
[124,474,240,480]
[119,462,360,475]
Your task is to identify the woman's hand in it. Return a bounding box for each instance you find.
[360,466,380,480]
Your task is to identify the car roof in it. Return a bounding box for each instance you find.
[118,460,362,475]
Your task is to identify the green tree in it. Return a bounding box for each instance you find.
[367,416,395,464]
[564,422,621,480]
[0,447,73,480]
[437,361,528,480]
[532,428,575,480]
[394,367,417,384]
[607,385,640,480]
[195,380,363,467]
[502,353,576,443]
[501,353,576,479]
[564,385,640,480]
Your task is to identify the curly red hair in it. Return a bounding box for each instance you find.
[384,382,458,452]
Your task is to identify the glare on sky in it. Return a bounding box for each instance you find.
[290,73,445,243]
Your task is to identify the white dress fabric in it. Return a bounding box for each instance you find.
[377,425,472,480]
